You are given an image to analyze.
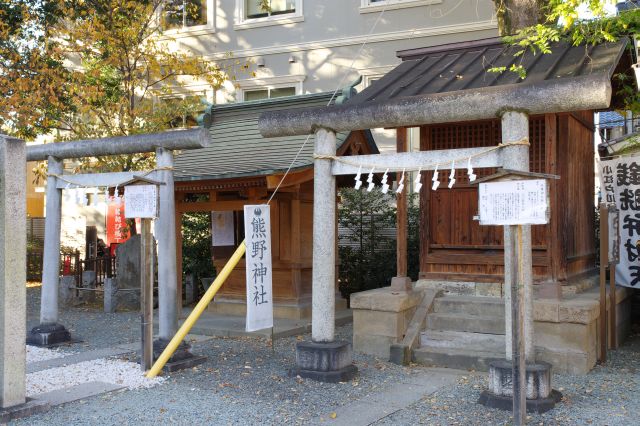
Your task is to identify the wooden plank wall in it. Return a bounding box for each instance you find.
[419,116,552,282]
[561,111,597,277]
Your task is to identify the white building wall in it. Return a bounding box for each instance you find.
[57,1,498,253]
[167,0,498,151]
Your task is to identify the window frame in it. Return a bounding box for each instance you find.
[160,0,216,36]
[359,0,442,14]
[235,74,305,102]
[235,0,304,30]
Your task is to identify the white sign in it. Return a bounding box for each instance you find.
[244,205,273,332]
[607,206,620,265]
[599,156,640,287]
[478,179,548,225]
[212,211,235,246]
[124,185,158,219]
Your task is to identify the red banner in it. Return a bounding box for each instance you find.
[106,201,129,246]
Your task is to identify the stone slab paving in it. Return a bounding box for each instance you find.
[33,382,125,406]
[179,309,353,339]
[321,368,462,426]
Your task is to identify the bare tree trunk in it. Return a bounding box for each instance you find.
[494,0,549,36]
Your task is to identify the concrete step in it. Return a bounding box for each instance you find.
[420,330,505,353]
[413,345,503,372]
[427,313,505,334]
[433,295,505,317]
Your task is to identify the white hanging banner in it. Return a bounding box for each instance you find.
[244,205,273,332]
[212,211,235,246]
[478,179,548,225]
[598,156,640,288]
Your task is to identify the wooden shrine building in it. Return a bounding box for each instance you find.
[173,92,378,319]
[359,37,635,297]
[257,37,637,375]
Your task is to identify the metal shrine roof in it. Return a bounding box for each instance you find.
[173,92,376,182]
[347,37,630,106]
[258,38,633,138]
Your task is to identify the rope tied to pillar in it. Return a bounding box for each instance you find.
[499,138,530,147]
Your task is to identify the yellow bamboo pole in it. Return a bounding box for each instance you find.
[146,240,246,378]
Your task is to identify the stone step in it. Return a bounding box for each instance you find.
[427,312,505,334]
[413,345,504,372]
[420,330,505,353]
[433,295,505,317]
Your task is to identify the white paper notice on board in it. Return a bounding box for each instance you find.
[124,185,158,219]
[244,205,273,332]
[478,179,548,225]
[211,211,235,246]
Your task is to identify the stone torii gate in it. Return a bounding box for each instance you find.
[258,75,611,388]
[25,129,209,364]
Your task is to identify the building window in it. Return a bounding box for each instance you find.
[243,86,296,102]
[235,0,303,29]
[360,0,442,13]
[162,0,214,32]
[246,0,296,19]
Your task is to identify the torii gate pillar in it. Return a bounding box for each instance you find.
[0,136,27,407]
[27,156,72,346]
[292,128,358,382]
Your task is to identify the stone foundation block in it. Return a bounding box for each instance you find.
[351,287,422,358]
[479,360,561,414]
[103,278,117,313]
[152,338,206,373]
[58,276,75,308]
[26,323,72,347]
[291,341,357,383]
[353,334,396,359]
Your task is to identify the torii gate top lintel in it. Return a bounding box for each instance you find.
[26,128,209,162]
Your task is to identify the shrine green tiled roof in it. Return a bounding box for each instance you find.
[174,92,373,181]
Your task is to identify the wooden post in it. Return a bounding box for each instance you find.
[609,262,617,349]
[396,127,408,277]
[598,203,608,363]
[391,127,411,292]
[140,218,154,371]
[509,225,527,426]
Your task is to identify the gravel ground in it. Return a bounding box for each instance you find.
[19,285,640,425]
[27,286,140,351]
[15,325,423,425]
[26,345,72,363]
[376,324,640,426]
[27,358,164,395]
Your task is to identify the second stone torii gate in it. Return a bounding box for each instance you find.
[257,75,612,382]
[26,129,209,368]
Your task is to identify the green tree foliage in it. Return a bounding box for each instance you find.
[181,212,215,289]
[338,188,420,300]
[493,1,640,112]
[1,0,249,172]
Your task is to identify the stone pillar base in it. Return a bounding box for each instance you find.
[291,341,358,383]
[26,323,73,347]
[478,360,562,414]
[390,276,412,292]
[152,338,207,373]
